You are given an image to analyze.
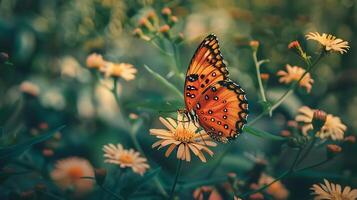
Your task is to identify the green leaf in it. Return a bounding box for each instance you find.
[143,65,183,100]
[121,167,161,197]
[243,125,286,141]
[0,125,65,161]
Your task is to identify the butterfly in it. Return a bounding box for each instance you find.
[182,34,249,143]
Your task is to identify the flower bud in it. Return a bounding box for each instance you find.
[288,40,301,49]
[132,28,150,41]
[260,73,269,81]
[138,17,155,32]
[280,130,291,137]
[312,110,327,132]
[249,40,259,51]
[159,25,171,38]
[326,144,342,158]
[42,148,54,157]
[170,16,178,24]
[38,122,48,130]
[344,135,356,144]
[132,28,143,37]
[250,192,264,200]
[161,7,172,16]
[147,11,157,25]
[287,120,298,128]
[94,168,107,186]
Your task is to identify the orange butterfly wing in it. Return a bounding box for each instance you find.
[184,34,229,111]
[196,80,249,142]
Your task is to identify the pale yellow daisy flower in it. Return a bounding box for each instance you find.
[103,143,149,175]
[306,32,350,54]
[51,157,94,195]
[311,179,357,200]
[150,113,217,162]
[100,62,137,81]
[277,64,314,93]
[295,106,347,140]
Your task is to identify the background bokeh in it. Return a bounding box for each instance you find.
[0,0,356,199]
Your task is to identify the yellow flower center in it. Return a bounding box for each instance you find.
[118,153,134,164]
[112,65,124,77]
[174,127,195,143]
[67,166,84,180]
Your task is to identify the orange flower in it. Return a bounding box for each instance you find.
[277,64,314,93]
[51,157,94,195]
[259,173,289,200]
[86,53,105,69]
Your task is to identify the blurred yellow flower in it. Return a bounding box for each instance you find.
[103,144,149,175]
[19,81,40,96]
[259,173,289,200]
[193,186,223,200]
[277,64,314,93]
[295,106,347,140]
[306,32,350,54]
[86,53,106,69]
[100,62,137,81]
[51,157,94,195]
[150,113,217,162]
[311,179,357,200]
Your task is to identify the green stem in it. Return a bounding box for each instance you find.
[295,158,331,172]
[169,159,183,200]
[269,90,294,115]
[241,171,290,198]
[110,78,168,198]
[251,51,324,124]
[253,51,267,102]
[240,148,302,198]
[150,40,173,56]
[171,42,185,82]
[296,138,316,167]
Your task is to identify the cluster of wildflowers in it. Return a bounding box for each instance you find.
[132,8,183,43]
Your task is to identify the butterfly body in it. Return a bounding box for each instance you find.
[183,34,249,142]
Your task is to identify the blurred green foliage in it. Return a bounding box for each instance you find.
[0,0,356,199]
